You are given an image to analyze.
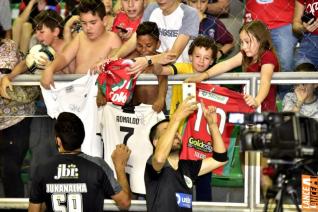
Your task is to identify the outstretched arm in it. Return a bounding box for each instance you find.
[111,144,132,210]
[186,52,242,83]
[152,97,198,172]
[198,102,228,176]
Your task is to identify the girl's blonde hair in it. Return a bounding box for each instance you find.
[239,20,277,71]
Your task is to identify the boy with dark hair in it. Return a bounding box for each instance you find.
[41,0,122,89]
[145,98,228,211]
[34,9,64,39]
[28,112,132,212]
[131,21,168,113]
[1,9,68,99]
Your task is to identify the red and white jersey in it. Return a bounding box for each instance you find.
[40,73,103,157]
[101,103,165,194]
[180,83,254,175]
[97,59,137,106]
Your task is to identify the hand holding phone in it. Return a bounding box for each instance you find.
[115,26,128,33]
[183,83,196,102]
[301,12,316,24]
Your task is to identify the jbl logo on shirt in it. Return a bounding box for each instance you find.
[175,193,192,208]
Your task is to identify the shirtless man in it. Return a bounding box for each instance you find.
[41,0,122,89]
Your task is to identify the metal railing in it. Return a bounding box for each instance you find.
[1,71,318,211]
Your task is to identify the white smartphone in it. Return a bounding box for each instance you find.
[182,83,196,101]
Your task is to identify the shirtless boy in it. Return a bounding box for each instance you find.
[130,22,167,113]
[41,0,122,89]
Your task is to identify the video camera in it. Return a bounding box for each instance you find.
[229,112,318,160]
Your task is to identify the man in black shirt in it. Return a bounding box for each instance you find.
[28,112,131,212]
[145,97,228,212]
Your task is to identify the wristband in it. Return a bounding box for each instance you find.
[213,151,228,162]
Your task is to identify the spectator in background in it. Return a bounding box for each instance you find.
[145,98,227,212]
[0,0,12,38]
[187,0,234,60]
[13,0,48,54]
[206,0,230,16]
[41,0,122,89]
[187,20,279,112]
[0,23,33,198]
[103,0,116,31]
[28,112,131,211]
[283,63,318,119]
[112,0,146,42]
[244,0,297,98]
[293,0,318,69]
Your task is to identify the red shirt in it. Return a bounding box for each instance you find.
[246,50,278,112]
[180,83,254,175]
[298,0,318,35]
[111,11,142,33]
[245,0,294,29]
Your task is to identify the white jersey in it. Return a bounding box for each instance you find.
[40,74,103,157]
[101,103,165,194]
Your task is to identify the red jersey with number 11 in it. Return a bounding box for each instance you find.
[180,83,254,175]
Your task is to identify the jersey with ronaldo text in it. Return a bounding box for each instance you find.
[101,103,165,194]
[180,83,254,175]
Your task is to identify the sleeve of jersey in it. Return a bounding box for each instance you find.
[261,51,278,69]
[179,160,202,181]
[99,159,122,196]
[179,4,200,38]
[141,3,158,22]
[214,19,234,45]
[29,166,45,203]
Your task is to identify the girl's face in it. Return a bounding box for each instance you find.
[189,46,214,73]
[240,30,260,61]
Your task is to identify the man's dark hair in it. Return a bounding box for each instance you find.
[188,35,218,61]
[294,63,316,72]
[55,112,85,151]
[149,119,170,148]
[136,21,160,41]
[78,0,106,20]
[34,10,64,39]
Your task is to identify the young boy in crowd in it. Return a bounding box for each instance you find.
[112,0,145,42]
[187,0,234,60]
[41,0,122,89]
[154,35,218,115]
[283,63,318,119]
[96,21,167,112]
[1,10,68,99]
[130,21,167,113]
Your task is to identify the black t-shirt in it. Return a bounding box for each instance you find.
[144,156,202,212]
[29,153,122,212]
